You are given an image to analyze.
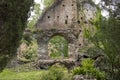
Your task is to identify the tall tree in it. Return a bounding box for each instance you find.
[0,0,33,71]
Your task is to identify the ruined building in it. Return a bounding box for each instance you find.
[35,0,97,59]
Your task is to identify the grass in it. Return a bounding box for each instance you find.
[0,69,46,80]
[0,64,71,80]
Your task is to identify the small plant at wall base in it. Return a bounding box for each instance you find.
[72,59,106,80]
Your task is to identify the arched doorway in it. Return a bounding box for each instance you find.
[48,35,68,58]
[36,29,80,59]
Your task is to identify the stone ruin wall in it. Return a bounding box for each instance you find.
[6,0,98,69]
[36,0,78,30]
[35,0,97,59]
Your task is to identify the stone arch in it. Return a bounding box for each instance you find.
[48,33,69,42]
[37,29,78,59]
[48,35,68,58]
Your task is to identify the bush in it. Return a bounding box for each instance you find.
[40,65,71,80]
[18,39,38,62]
[72,59,106,80]
[24,40,37,60]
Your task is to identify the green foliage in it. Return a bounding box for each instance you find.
[10,63,37,72]
[48,36,68,58]
[43,0,55,8]
[79,42,103,58]
[18,39,38,62]
[27,3,41,31]
[16,2,41,63]
[95,16,120,79]
[24,40,37,60]
[72,59,106,80]
[86,8,120,79]
[40,65,71,80]
[0,0,34,71]
[0,65,71,80]
[18,2,41,62]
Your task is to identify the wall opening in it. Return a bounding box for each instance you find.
[66,15,68,18]
[57,16,59,18]
[48,35,68,59]
[77,20,80,24]
[62,4,65,7]
[48,16,50,18]
[84,21,87,24]
[79,30,82,32]
[81,17,83,20]
[65,20,68,24]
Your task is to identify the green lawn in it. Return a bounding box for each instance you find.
[0,69,46,80]
[0,63,71,80]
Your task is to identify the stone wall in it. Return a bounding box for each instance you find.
[36,29,82,59]
[35,0,97,59]
[36,0,78,30]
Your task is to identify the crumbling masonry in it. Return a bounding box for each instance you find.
[35,0,97,59]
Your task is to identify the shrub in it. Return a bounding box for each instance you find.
[40,65,71,80]
[18,39,38,62]
[72,59,106,80]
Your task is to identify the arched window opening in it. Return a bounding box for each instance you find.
[48,35,68,59]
